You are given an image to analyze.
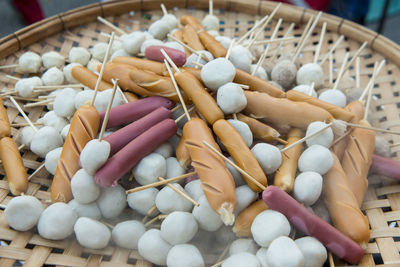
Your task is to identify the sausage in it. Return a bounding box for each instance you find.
[99,95,174,128]
[0,97,11,138]
[244,90,333,130]
[234,69,285,98]
[123,92,139,102]
[51,105,100,203]
[71,65,112,91]
[371,154,400,181]
[341,120,375,206]
[274,128,303,192]
[173,29,191,56]
[285,90,357,123]
[0,137,27,196]
[180,15,204,31]
[236,113,280,142]
[101,62,187,103]
[183,25,205,51]
[174,70,224,125]
[182,67,202,80]
[213,119,268,192]
[145,46,186,67]
[112,56,167,76]
[197,30,227,58]
[323,152,370,244]
[104,107,172,155]
[262,186,364,265]
[233,200,269,237]
[182,117,236,225]
[95,119,177,187]
[176,136,191,169]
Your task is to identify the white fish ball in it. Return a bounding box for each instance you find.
[138,229,172,265]
[156,183,193,214]
[375,135,391,157]
[234,185,258,216]
[74,90,94,109]
[71,169,101,204]
[37,202,78,240]
[229,45,252,73]
[298,145,333,175]
[161,211,198,245]
[318,89,346,107]
[74,217,111,249]
[94,88,124,112]
[41,110,69,132]
[184,50,214,68]
[251,143,282,174]
[15,76,42,97]
[127,187,159,216]
[46,89,62,110]
[18,52,42,73]
[110,49,131,60]
[222,252,261,267]
[166,157,185,179]
[154,142,174,158]
[292,84,318,98]
[111,39,122,54]
[18,126,36,147]
[226,156,245,186]
[251,210,291,247]
[192,195,222,231]
[61,124,70,140]
[41,67,64,86]
[184,179,204,201]
[164,41,185,53]
[69,47,91,66]
[227,119,252,147]
[91,42,108,61]
[80,139,110,175]
[217,83,247,114]
[201,58,236,90]
[97,185,127,219]
[112,220,146,249]
[148,20,170,40]
[133,153,167,185]
[30,126,63,158]
[161,14,178,30]
[63,63,82,84]
[123,31,146,55]
[266,236,304,267]
[305,121,334,147]
[87,58,101,73]
[5,195,44,231]
[202,14,219,31]
[256,247,269,267]
[229,238,259,255]
[215,36,232,50]
[44,147,62,175]
[68,200,101,220]
[296,63,324,89]
[271,59,297,89]
[54,87,78,118]
[42,51,65,69]
[295,236,327,267]
[167,244,205,267]
[250,64,268,81]
[140,39,164,54]
[293,172,323,206]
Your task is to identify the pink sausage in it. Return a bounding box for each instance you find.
[145,46,186,67]
[371,154,400,181]
[262,186,364,265]
[95,119,177,187]
[99,96,174,128]
[104,107,171,156]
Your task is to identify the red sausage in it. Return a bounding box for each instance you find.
[99,96,174,128]
[145,46,186,67]
[95,119,177,187]
[371,154,400,181]
[104,107,172,155]
[262,186,364,265]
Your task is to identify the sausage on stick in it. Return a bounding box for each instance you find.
[71,66,113,91]
[0,97,11,138]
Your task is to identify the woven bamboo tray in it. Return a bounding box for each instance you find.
[0,0,399,266]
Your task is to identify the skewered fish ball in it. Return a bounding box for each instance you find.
[80,139,110,175]
[63,63,82,84]
[201,58,236,90]
[215,36,232,50]
[91,42,108,61]
[71,169,100,204]
[112,220,146,249]
[5,195,44,231]
[250,64,268,81]
[184,50,214,68]
[296,63,324,89]
[127,187,159,216]
[305,121,333,147]
[271,59,297,89]
[292,84,317,98]
[266,236,304,267]
[293,171,323,206]
[40,110,69,132]
[18,51,42,73]
[54,87,78,118]
[295,236,327,267]
[202,14,219,31]
[41,67,64,86]
[44,147,62,175]
[138,229,172,265]
[133,152,167,185]
[123,31,147,55]
[298,145,333,175]
[228,119,252,147]
[251,143,282,174]
[30,126,63,158]
[18,126,36,147]
[217,83,247,115]
[161,14,178,30]
[15,76,42,97]
[155,183,193,214]
[42,51,65,69]
[167,244,205,267]
[160,211,198,245]
[318,89,347,107]
[69,47,91,66]
[97,185,127,219]
[74,217,111,249]
[229,45,252,73]
[148,20,170,40]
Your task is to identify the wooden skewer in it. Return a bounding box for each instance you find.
[332,52,350,90]
[142,204,158,223]
[144,214,167,227]
[90,32,115,106]
[233,83,249,90]
[99,79,119,142]
[12,96,44,102]
[5,75,20,81]
[175,106,195,123]
[160,3,168,16]
[158,176,200,206]
[202,140,266,191]
[271,23,295,60]
[236,14,270,44]
[18,144,25,150]
[314,22,327,64]
[101,221,115,230]
[328,252,335,267]
[291,15,314,62]
[97,17,126,35]
[329,53,333,85]
[363,61,378,121]
[210,260,225,267]
[359,60,385,102]
[27,162,45,181]
[252,36,298,45]
[280,122,333,153]
[225,39,235,60]
[24,99,53,108]
[356,56,361,88]
[390,142,400,148]
[167,34,210,62]
[171,104,182,113]
[9,97,38,132]
[319,35,344,65]
[117,87,128,104]
[344,41,367,71]
[308,82,315,96]
[329,130,352,148]
[345,122,400,135]
[33,84,84,90]
[161,49,180,72]
[209,0,213,16]
[11,122,43,127]
[0,90,17,96]
[0,64,19,70]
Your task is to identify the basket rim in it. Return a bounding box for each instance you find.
[0,0,399,65]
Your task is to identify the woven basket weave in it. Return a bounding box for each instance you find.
[0,0,399,266]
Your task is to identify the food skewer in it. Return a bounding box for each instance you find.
[319,35,344,65]
[291,15,314,62]
[332,52,350,90]
[270,22,295,60]
[9,97,38,132]
[97,16,127,35]
[314,22,327,64]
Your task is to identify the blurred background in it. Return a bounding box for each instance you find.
[1,0,400,43]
